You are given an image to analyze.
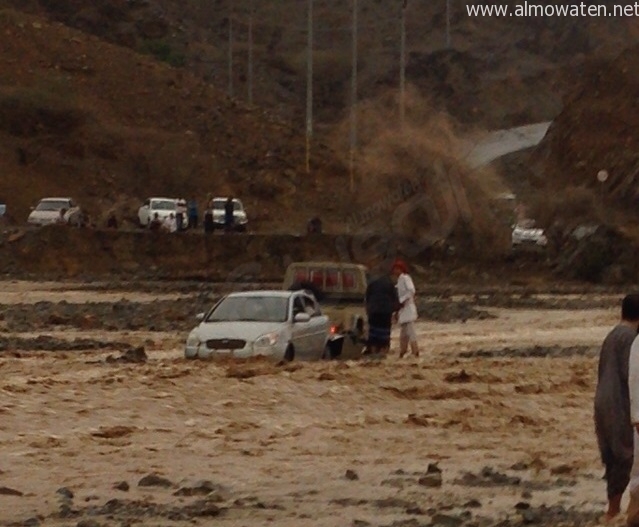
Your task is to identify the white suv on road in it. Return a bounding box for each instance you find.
[138,197,178,227]
[209,197,248,232]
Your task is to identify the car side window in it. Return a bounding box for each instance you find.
[293,296,305,316]
[302,295,320,317]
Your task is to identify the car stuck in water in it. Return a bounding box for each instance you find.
[185,290,330,361]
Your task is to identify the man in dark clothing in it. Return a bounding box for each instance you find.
[204,208,214,234]
[149,212,162,232]
[224,197,235,233]
[364,265,399,356]
[187,199,198,229]
[595,294,639,521]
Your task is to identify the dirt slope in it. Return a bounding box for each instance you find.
[0,9,348,229]
[535,44,639,236]
[1,0,636,132]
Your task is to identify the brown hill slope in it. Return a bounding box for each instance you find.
[1,0,636,133]
[537,45,639,222]
[0,9,347,228]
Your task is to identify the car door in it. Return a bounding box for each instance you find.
[290,294,312,357]
[302,294,329,358]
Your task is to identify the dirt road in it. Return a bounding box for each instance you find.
[0,282,621,527]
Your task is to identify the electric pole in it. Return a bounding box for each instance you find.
[306,0,313,177]
[446,0,451,48]
[400,0,407,130]
[248,0,254,105]
[350,0,358,193]
[228,5,234,98]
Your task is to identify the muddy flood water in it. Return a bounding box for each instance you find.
[0,281,625,527]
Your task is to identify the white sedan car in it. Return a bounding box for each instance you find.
[27,197,83,226]
[512,222,548,247]
[137,197,178,227]
[185,290,330,361]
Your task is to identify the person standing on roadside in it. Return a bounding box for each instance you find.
[392,259,419,358]
[224,196,235,233]
[187,199,198,230]
[595,294,639,523]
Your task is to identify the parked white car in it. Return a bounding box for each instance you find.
[27,197,83,226]
[185,290,330,361]
[209,197,248,231]
[512,220,548,247]
[138,197,178,227]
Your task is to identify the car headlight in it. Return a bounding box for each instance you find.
[254,332,280,348]
[186,332,201,347]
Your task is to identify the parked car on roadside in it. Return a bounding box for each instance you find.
[27,197,83,227]
[0,203,5,217]
[185,290,330,361]
[137,197,178,227]
[209,197,248,232]
[512,220,548,248]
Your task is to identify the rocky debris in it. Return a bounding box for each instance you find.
[456,466,521,488]
[458,345,597,360]
[418,463,443,488]
[0,335,133,353]
[43,496,229,524]
[90,426,137,439]
[56,487,74,500]
[430,513,465,527]
[0,297,216,333]
[415,300,494,323]
[444,369,472,383]
[173,480,228,498]
[0,485,23,496]
[105,347,147,364]
[318,372,337,381]
[331,498,369,507]
[374,497,418,510]
[76,520,100,527]
[138,473,174,489]
[552,225,635,283]
[113,481,129,492]
[344,469,359,481]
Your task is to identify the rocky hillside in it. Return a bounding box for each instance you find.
[1,0,635,134]
[0,9,347,229]
[536,44,639,223]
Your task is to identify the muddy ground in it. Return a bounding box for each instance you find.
[0,281,627,527]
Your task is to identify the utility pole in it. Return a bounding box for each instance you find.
[247,0,254,105]
[228,5,234,98]
[349,0,358,193]
[306,0,313,177]
[446,0,451,48]
[400,0,407,130]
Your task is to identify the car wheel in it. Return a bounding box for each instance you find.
[284,344,295,362]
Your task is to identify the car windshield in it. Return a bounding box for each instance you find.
[206,295,288,323]
[151,200,176,211]
[212,199,243,211]
[35,200,70,211]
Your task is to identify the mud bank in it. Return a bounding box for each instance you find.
[0,227,544,282]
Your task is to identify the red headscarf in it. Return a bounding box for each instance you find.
[392,258,408,274]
